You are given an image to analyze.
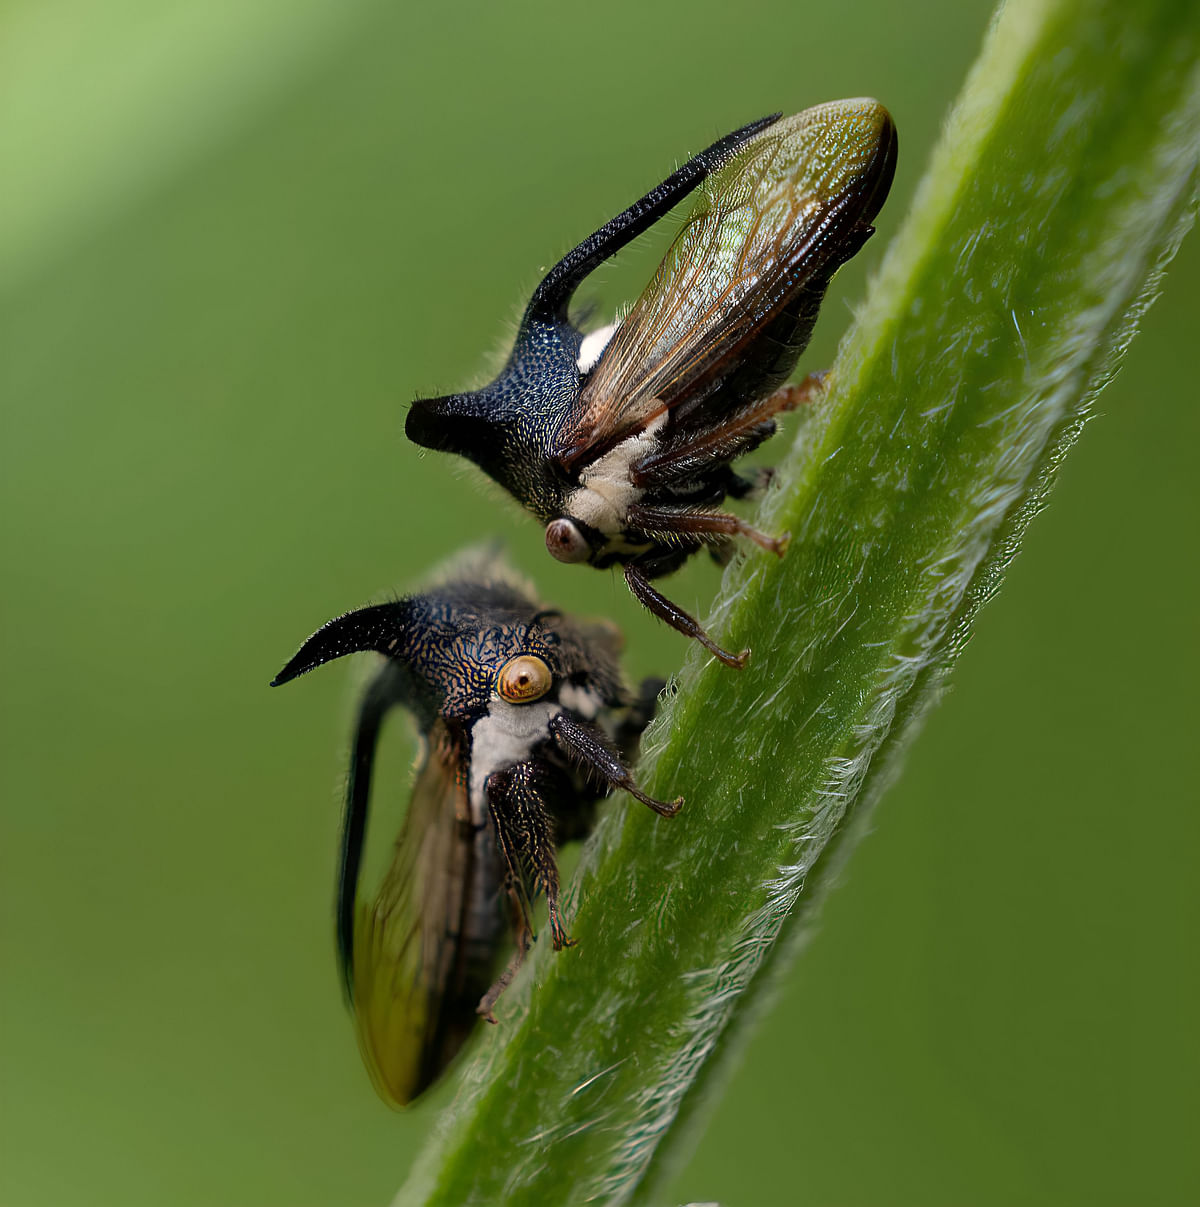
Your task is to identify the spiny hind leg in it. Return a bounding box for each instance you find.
[634,373,829,487]
[748,371,828,423]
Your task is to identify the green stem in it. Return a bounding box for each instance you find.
[400,1,1200,1202]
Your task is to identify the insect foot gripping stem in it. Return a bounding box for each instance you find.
[623,563,751,670]
[549,711,684,816]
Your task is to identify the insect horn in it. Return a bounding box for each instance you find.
[269,602,416,686]
[404,115,782,474]
[523,112,782,325]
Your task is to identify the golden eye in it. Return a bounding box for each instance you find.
[496,655,552,704]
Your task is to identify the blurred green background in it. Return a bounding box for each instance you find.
[2,1,1196,1204]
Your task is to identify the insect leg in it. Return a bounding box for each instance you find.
[623,562,751,669]
[479,761,576,1014]
[627,503,791,556]
[549,711,683,817]
[722,371,827,438]
[336,660,408,1001]
[476,909,532,1024]
[634,373,827,487]
[485,775,537,940]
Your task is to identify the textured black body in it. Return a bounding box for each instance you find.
[404,115,781,522]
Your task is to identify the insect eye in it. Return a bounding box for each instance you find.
[545,518,590,564]
[496,655,553,704]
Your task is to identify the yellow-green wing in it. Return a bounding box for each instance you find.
[352,721,502,1106]
[556,100,895,466]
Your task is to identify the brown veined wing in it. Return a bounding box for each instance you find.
[554,100,897,469]
[350,717,503,1107]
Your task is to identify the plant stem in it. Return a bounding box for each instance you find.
[399,1,1200,1202]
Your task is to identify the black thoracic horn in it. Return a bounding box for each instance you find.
[270,602,416,686]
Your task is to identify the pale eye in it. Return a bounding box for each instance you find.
[545,518,590,564]
[496,654,553,704]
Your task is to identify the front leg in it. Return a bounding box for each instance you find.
[632,372,828,488]
[549,711,683,817]
[623,562,750,670]
[485,761,572,952]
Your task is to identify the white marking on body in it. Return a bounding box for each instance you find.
[469,699,560,822]
[565,412,665,544]
[576,322,619,374]
[558,682,602,720]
